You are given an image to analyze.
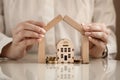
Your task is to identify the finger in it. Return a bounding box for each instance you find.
[87,23,102,32]
[88,36,106,48]
[26,20,46,27]
[82,23,103,33]
[82,24,90,32]
[87,23,109,34]
[14,30,44,43]
[85,32,108,43]
[14,22,46,34]
[20,39,39,47]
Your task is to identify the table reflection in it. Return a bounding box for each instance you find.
[0,59,119,80]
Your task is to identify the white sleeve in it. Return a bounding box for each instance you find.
[92,0,117,54]
[0,0,12,54]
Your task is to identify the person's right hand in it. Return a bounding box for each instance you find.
[1,20,46,59]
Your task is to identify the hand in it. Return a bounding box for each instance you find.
[83,23,110,58]
[1,20,46,59]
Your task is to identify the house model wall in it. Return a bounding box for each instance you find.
[38,15,89,64]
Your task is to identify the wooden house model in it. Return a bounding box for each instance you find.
[57,39,74,63]
[38,15,89,64]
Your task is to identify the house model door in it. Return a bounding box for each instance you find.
[57,39,74,63]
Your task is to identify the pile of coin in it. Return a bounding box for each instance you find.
[74,57,82,63]
[46,56,83,64]
[46,56,58,64]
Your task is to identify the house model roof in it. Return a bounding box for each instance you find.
[44,15,84,34]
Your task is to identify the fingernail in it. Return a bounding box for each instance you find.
[37,38,42,42]
[83,25,90,31]
[43,29,46,33]
[88,36,92,40]
[39,34,44,38]
[41,34,44,37]
[41,29,46,34]
[81,23,85,26]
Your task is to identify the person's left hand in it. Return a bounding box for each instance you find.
[83,23,110,58]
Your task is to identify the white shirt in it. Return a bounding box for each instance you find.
[0,0,117,56]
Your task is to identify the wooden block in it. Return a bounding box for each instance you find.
[44,15,63,31]
[63,15,84,34]
[38,38,46,63]
[81,35,89,64]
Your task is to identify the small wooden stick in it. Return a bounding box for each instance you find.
[81,35,89,64]
[38,38,46,63]
[63,15,84,34]
[44,15,63,31]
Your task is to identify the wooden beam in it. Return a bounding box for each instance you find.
[44,15,63,31]
[81,35,89,64]
[38,38,46,63]
[63,15,84,34]
[63,15,89,63]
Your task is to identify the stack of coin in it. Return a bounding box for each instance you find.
[74,57,81,63]
[46,56,58,64]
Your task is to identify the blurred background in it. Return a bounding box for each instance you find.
[114,0,120,59]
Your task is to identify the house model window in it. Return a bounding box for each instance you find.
[38,15,89,64]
